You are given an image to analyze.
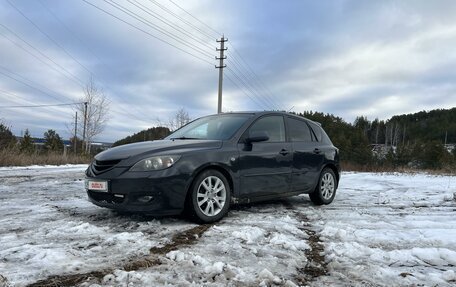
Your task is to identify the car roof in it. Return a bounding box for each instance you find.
[218,111,321,126]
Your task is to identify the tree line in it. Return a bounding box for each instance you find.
[301,108,456,170]
[0,124,65,154]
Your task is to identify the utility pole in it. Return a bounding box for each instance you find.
[216,35,227,114]
[74,111,78,153]
[82,102,88,153]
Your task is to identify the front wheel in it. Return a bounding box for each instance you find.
[187,169,231,223]
[309,168,337,205]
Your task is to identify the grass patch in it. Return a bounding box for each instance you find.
[0,148,91,167]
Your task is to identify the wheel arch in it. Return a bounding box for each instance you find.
[185,164,235,203]
[323,163,340,186]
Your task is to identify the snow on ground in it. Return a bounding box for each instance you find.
[0,166,455,286]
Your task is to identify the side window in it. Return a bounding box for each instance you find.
[308,122,322,142]
[288,117,312,142]
[248,116,285,142]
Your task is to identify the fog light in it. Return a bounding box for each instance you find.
[137,196,154,203]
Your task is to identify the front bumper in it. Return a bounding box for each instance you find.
[85,166,191,216]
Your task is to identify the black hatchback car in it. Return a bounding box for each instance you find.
[85,111,340,223]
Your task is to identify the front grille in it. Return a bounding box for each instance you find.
[91,159,121,175]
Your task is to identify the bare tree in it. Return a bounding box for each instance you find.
[168,108,191,131]
[71,79,110,153]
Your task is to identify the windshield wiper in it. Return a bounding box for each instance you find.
[170,136,201,140]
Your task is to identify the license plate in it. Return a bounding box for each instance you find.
[86,179,108,192]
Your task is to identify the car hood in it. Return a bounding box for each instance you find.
[95,139,223,162]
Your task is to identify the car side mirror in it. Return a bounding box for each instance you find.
[245,131,269,144]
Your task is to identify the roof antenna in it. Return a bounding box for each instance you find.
[287,106,295,113]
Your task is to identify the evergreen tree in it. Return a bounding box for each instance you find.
[43,129,64,152]
[19,129,34,154]
[0,122,16,149]
[419,141,446,169]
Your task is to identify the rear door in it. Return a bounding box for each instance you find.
[237,115,292,198]
[287,117,324,192]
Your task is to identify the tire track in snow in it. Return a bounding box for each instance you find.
[282,200,328,285]
[26,224,214,287]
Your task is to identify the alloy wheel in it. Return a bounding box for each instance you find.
[196,175,227,217]
[320,172,335,200]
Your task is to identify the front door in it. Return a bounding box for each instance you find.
[237,115,292,198]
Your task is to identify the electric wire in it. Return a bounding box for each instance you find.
[225,67,270,110]
[0,23,85,88]
[38,1,157,124]
[168,0,222,38]
[81,0,214,65]
[128,0,214,51]
[224,73,266,110]
[0,102,84,109]
[148,0,216,41]
[228,44,283,110]
[0,69,75,103]
[6,0,94,77]
[160,0,280,110]
[226,54,280,110]
[106,0,214,58]
[37,0,108,72]
[35,1,171,124]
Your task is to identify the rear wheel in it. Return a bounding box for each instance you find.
[309,168,337,205]
[188,169,231,223]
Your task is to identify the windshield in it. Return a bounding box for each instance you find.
[166,114,253,140]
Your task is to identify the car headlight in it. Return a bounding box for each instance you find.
[130,155,181,171]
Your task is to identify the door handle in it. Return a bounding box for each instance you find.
[313,148,321,154]
[279,149,289,156]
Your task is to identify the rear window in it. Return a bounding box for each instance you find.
[308,121,333,144]
[287,117,312,142]
[308,122,322,142]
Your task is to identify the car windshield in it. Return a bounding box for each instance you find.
[166,114,253,140]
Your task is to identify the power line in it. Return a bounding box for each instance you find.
[226,55,279,110]
[0,65,75,102]
[106,0,214,58]
[226,67,271,110]
[6,0,94,77]
[37,0,108,71]
[0,69,75,103]
[168,0,221,38]
[37,1,159,124]
[148,0,216,41]
[81,0,214,65]
[128,0,214,51]
[0,23,85,88]
[228,44,283,110]
[161,0,281,111]
[0,102,83,109]
[224,73,266,110]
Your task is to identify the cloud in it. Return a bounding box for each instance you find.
[1,0,455,142]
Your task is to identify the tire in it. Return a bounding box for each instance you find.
[309,168,337,205]
[187,169,231,223]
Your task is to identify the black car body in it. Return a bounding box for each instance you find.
[85,111,340,222]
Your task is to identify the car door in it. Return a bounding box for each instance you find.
[287,117,325,192]
[237,115,292,198]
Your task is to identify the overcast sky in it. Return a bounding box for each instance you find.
[1,0,456,142]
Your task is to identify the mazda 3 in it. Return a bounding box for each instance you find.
[85,111,340,223]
